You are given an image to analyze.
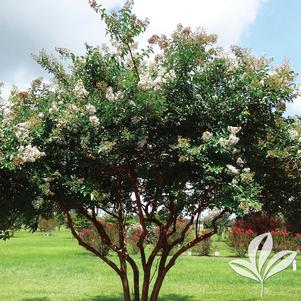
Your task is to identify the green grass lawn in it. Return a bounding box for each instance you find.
[0,230,300,301]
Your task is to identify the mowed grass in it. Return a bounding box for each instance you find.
[0,230,300,301]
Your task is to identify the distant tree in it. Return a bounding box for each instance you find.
[53,213,66,231]
[0,1,300,300]
[202,210,232,240]
[247,116,301,233]
[38,218,58,235]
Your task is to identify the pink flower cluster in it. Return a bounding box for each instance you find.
[271,231,301,237]
[232,226,255,235]
[126,225,143,242]
[271,231,289,236]
[79,228,93,239]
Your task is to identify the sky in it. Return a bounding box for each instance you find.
[0,0,300,115]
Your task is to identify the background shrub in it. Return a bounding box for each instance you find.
[233,213,282,235]
[226,226,255,257]
[192,238,211,256]
[272,232,301,252]
[126,224,143,255]
[38,218,58,235]
[79,227,110,257]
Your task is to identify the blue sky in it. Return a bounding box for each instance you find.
[241,0,301,81]
[240,0,301,115]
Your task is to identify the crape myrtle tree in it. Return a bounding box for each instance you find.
[0,0,300,300]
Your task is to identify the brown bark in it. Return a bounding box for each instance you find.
[141,270,151,301]
[119,257,131,301]
[116,176,134,301]
[128,171,148,268]
[61,177,226,301]
[149,248,169,301]
[149,209,227,300]
[149,271,166,301]
[126,256,140,301]
[141,224,165,300]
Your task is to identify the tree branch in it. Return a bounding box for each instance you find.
[62,206,122,276]
[78,207,120,253]
[128,171,148,269]
[165,209,227,273]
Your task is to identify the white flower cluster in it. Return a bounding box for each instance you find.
[202,131,213,141]
[32,198,44,210]
[289,129,299,140]
[89,115,99,127]
[232,148,240,155]
[229,166,254,185]
[153,68,176,88]
[15,122,30,140]
[138,66,176,90]
[236,157,244,166]
[219,126,241,148]
[57,119,67,129]
[85,103,96,115]
[227,126,241,135]
[240,168,254,184]
[74,80,88,97]
[288,129,301,156]
[226,164,239,176]
[137,73,153,89]
[67,103,79,113]
[55,47,70,56]
[219,135,239,147]
[288,129,301,142]
[18,144,45,163]
[238,200,262,214]
[105,87,123,101]
[49,103,58,114]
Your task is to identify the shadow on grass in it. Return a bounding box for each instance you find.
[159,294,197,301]
[80,296,122,301]
[80,294,196,301]
[230,299,258,301]
[22,298,50,301]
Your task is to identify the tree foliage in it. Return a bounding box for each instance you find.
[0,1,300,300]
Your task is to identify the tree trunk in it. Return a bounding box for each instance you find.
[121,274,131,301]
[149,270,166,301]
[141,269,151,301]
[132,272,140,301]
[127,256,140,301]
[147,247,169,301]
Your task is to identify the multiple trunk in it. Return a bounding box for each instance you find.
[61,176,225,301]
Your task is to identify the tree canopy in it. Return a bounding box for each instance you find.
[0,1,300,300]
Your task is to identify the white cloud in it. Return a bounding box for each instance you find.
[0,0,266,95]
[133,0,266,47]
[286,96,301,116]
[0,0,122,94]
